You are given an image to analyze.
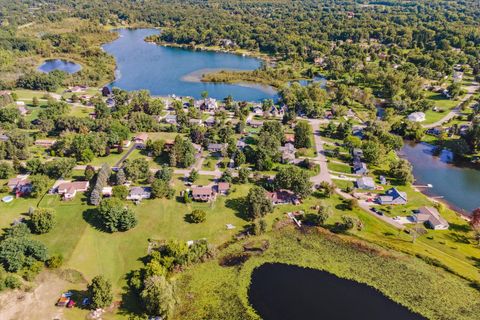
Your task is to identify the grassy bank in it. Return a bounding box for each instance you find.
[174,226,480,320]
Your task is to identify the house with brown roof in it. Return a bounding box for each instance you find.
[248,119,264,128]
[35,139,57,148]
[266,189,299,205]
[8,176,32,196]
[57,181,90,200]
[191,186,216,202]
[216,182,230,195]
[134,133,149,145]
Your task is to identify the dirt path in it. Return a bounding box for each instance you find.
[0,271,86,320]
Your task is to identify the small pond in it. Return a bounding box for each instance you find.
[249,263,426,320]
[38,59,82,74]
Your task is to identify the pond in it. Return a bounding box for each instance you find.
[249,263,426,320]
[102,28,277,101]
[400,142,480,214]
[38,59,82,74]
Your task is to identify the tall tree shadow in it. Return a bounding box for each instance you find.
[225,197,250,221]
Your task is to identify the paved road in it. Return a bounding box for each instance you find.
[307,119,332,185]
[423,81,479,129]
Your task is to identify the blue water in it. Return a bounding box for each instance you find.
[400,142,480,214]
[38,59,82,74]
[102,29,278,101]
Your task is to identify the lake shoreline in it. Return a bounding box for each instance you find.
[400,141,479,217]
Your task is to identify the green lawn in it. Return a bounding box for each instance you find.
[327,161,352,174]
[423,91,459,124]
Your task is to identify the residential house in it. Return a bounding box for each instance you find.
[216,182,230,195]
[192,143,203,154]
[356,177,376,190]
[284,133,295,144]
[17,104,28,116]
[378,188,407,205]
[379,175,387,185]
[279,143,296,164]
[191,186,216,202]
[413,206,449,230]
[57,181,90,200]
[267,189,299,205]
[127,186,152,201]
[252,106,263,115]
[352,148,364,160]
[34,139,57,148]
[122,140,132,148]
[236,140,247,149]
[208,143,226,153]
[189,118,203,126]
[8,176,32,196]
[164,115,177,125]
[134,133,149,146]
[195,98,218,111]
[0,134,8,142]
[407,112,426,122]
[353,160,368,175]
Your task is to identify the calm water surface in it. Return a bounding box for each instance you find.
[38,59,82,74]
[249,263,426,320]
[400,142,480,213]
[102,29,277,101]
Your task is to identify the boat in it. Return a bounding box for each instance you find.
[2,195,13,203]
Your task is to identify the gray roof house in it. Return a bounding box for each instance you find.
[279,143,296,164]
[352,148,363,160]
[164,115,177,124]
[356,177,376,190]
[208,143,226,153]
[353,160,368,175]
[378,188,407,205]
[127,186,152,201]
[413,206,449,230]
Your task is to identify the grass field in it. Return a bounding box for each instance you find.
[423,91,459,124]
[327,161,352,174]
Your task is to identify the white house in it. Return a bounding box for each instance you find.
[408,112,426,122]
[413,206,449,230]
[356,177,376,190]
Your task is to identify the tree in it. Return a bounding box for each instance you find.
[187,209,206,223]
[25,158,43,174]
[238,167,249,184]
[97,198,138,232]
[29,174,50,198]
[188,169,198,183]
[124,158,150,181]
[294,121,312,149]
[274,165,312,198]
[88,275,113,309]
[338,215,362,232]
[32,97,40,108]
[151,179,175,199]
[116,168,126,185]
[220,169,233,183]
[155,165,173,182]
[316,204,332,226]
[470,208,480,241]
[319,181,335,197]
[246,186,273,219]
[0,162,13,179]
[345,198,359,210]
[362,140,386,165]
[84,165,96,181]
[112,185,129,199]
[140,275,176,318]
[29,208,56,234]
[390,159,414,185]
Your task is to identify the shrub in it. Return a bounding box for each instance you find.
[30,208,56,234]
[46,255,64,268]
[187,210,206,223]
[4,275,21,289]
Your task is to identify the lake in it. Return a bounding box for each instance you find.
[38,59,82,74]
[249,263,426,320]
[102,28,277,101]
[400,142,480,214]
